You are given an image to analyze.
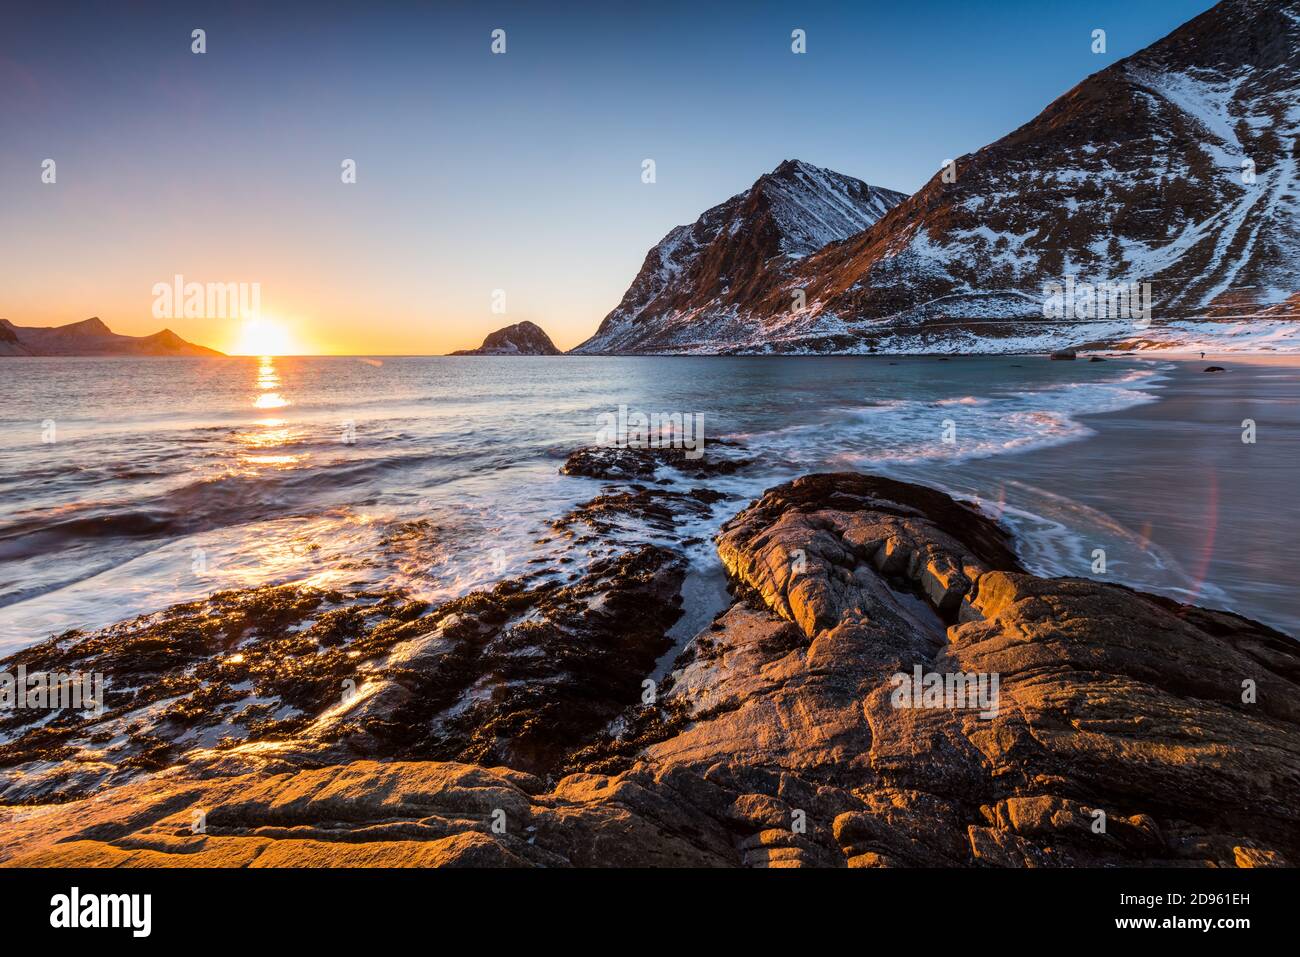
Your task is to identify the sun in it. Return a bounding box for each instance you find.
[231,317,294,356]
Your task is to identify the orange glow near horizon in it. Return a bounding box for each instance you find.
[8,307,582,356]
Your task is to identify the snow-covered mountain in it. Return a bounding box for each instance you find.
[576,0,1300,355]
[570,160,906,354]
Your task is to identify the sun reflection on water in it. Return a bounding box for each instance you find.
[238,357,301,467]
[253,355,291,410]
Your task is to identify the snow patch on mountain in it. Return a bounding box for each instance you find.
[766,160,901,255]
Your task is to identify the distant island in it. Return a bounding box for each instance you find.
[0,317,223,357]
[449,320,561,356]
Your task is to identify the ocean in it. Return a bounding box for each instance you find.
[0,353,1295,649]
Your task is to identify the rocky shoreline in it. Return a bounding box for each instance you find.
[2,452,1297,867]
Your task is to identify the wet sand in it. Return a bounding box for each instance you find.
[924,355,1300,636]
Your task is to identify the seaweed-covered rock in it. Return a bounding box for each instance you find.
[560,440,752,481]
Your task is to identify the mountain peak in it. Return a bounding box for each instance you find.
[59,316,111,335]
[769,158,816,177]
[753,161,906,257]
[571,162,907,353]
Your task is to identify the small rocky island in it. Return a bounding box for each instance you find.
[449,321,561,356]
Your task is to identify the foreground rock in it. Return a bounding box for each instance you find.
[0,551,686,800]
[4,473,1297,867]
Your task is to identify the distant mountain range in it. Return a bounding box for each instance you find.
[450,321,561,355]
[575,0,1300,355]
[0,317,223,357]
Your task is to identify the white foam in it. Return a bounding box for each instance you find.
[742,367,1167,470]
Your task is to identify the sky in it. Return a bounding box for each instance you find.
[0,0,1219,355]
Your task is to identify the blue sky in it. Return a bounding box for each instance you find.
[0,0,1218,352]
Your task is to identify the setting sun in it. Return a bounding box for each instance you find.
[231,317,295,356]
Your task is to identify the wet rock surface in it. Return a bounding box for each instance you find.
[4,472,1298,868]
[0,441,747,806]
[0,545,687,799]
[560,440,752,481]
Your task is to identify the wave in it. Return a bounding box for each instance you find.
[741,367,1167,470]
[0,356,1179,648]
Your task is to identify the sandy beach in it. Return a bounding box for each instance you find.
[913,354,1300,636]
